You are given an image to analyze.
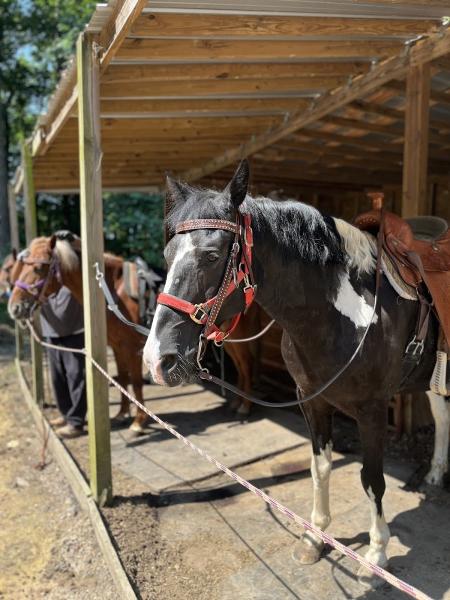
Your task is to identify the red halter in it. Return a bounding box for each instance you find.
[157,213,256,345]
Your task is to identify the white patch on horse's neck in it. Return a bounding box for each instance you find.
[333,272,378,328]
[55,240,79,272]
[144,233,194,379]
[333,218,376,276]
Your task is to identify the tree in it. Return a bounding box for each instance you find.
[0,0,95,257]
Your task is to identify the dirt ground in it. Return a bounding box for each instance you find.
[0,322,119,599]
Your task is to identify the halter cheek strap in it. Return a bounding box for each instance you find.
[157,214,256,346]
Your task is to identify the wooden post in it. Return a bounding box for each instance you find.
[21,141,44,404]
[77,32,112,505]
[402,63,431,217]
[8,183,23,360]
[7,184,19,250]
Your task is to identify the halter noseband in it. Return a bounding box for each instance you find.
[14,253,61,304]
[157,213,256,350]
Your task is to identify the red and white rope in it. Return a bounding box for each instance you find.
[26,321,432,600]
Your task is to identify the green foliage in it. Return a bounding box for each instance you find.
[30,192,165,268]
[103,193,165,268]
[0,0,96,170]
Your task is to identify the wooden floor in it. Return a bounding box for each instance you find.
[107,378,450,600]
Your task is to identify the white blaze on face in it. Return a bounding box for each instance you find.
[143,233,195,383]
[333,272,378,329]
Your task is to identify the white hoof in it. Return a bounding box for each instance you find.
[357,567,387,589]
[292,536,323,565]
[357,550,388,588]
[425,462,447,487]
[128,421,145,435]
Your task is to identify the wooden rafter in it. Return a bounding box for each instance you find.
[129,13,440,39]
[181,26,450,182]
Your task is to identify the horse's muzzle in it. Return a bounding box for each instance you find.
[8,299,33,321]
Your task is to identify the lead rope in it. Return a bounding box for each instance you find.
[24,319,431,600]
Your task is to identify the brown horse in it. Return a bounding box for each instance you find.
[224,302,263,416]
[8,234,148,434]
[0,251,17,297]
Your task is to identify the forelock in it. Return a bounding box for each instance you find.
[166,185,232,233]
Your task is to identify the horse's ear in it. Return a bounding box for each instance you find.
[166,175,189,206]
[50,235,57,250]
[11,248,17,261]
[226,159,249,208]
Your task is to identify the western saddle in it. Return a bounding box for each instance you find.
[355,210,450,390]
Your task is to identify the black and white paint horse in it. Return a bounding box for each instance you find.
[144,161,443,584]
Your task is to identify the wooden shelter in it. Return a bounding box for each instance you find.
[11,0,450,504]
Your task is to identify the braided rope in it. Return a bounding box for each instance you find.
[26,321,432,600]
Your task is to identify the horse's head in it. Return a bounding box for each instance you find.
[0,250,17,298]
[8,232,79,320]
[144,160,251,386]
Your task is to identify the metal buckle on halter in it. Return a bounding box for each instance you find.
[405,336,425,356]
[190,304,208,324]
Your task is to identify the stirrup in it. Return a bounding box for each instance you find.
[430,351,450,396]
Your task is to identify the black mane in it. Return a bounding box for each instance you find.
[166,185,345,267]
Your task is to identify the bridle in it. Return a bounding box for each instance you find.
[157,209,386,406]
[14,251,61,306]
[157,212,256,363]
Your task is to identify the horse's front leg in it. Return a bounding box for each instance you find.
[129,355,147,435]
[425,391,449,486]
[293,396,333,564]
[356,411,390,586]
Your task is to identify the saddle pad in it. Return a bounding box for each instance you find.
[123,261,139,301]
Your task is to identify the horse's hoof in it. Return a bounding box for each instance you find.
[110,413,130,429]
[425,465,446,487]
[292,537,323,565]
[236,403,251,417]
[357,566,387,589]
[128,421,145,435]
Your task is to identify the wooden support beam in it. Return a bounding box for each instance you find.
[8,183,23,360]
[77,33,112,506]
[130,13,439,39]
[402,63,431,217]
[21,141,44,404]
[99,0,147,71]
[117,38,402,62]
[102,62,369,84]
[181,26,450,182]
[100,76,346,98]
[7,184,19,250]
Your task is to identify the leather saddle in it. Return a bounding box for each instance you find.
[123,258,165,327]
[354,210,450,347]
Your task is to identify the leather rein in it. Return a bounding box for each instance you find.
[158,212,385,407]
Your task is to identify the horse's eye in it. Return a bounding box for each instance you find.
[207,252,219,262]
